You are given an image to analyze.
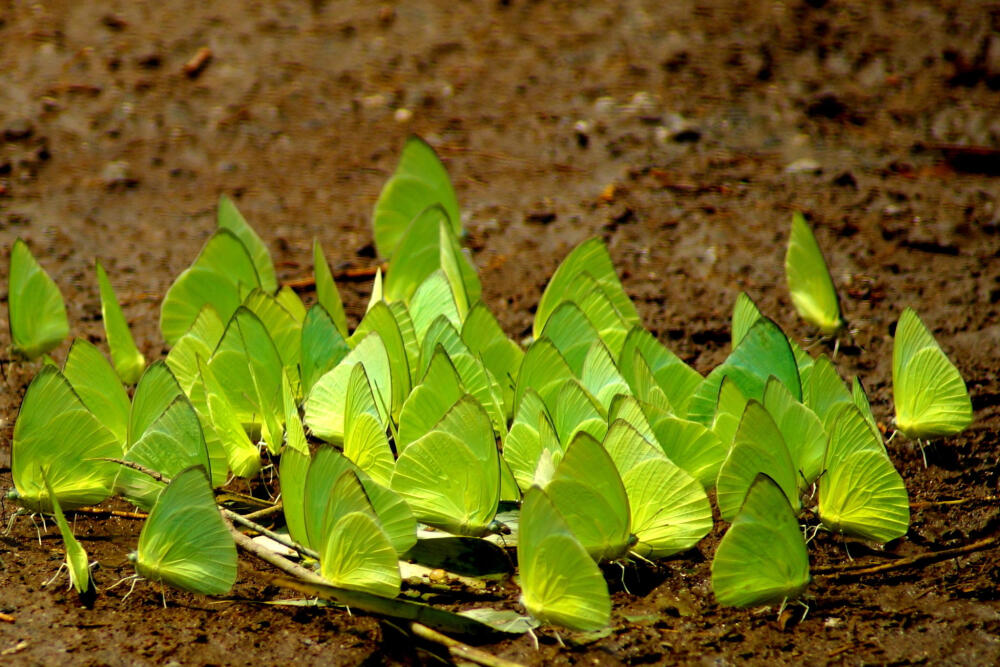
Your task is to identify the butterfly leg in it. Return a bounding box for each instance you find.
[527,627,539,651]
[918,440,928,468]
[796,600,811,624]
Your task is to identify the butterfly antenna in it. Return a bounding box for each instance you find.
[554,630,566,649]
[843,541,853,561]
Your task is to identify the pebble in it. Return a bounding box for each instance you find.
[394,107,412,123]
[785,158,822,174]
[3,118,34,142]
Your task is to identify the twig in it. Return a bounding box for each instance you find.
[814,535,1000,578]
[910,496,1000,510]
[98,459,167,483]
[0,612,14,623]
[72,507,148,520]
[283,265,384,292]
[233,532,522,667]
[229,524,325,584]
[103,461,313,560]
[410,622,525,667]
[225,509,318,560]
[243,503,283,521]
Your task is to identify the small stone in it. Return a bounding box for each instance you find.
[3,118,34,142]
[393,107,412,123]
[785,158,822,174]
[100,160,137,188]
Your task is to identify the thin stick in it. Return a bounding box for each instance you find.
[910,496,1000,510]
[104,460,314,560]
[229,524,325,584]
[410,622,526,667]
[243,503,283,521]
[98,459,167,483]
[225,509,318,560]
[71,507,148,520]
[814,535,999,577]
[233,532,523,667]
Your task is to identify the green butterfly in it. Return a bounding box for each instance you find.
[10,365,122,513]
[317,470,401,597]
[542,432,632,562]
[96,260,145,385]
[518,485,611,632]
[533,237,640,342]
[785,212,846,336]
[892,307,973,440]
[342,364,395,487]
[715,400,801,522]
[207,306,284,453]
[299,304,350,395]
[619,326,702,412]
[117,395,213,511]
[217,194,277,293]
[160,229,261,346]
[373,136,462,260]
[819,403,909,543]
[62,338,131,446]
[312,239,349,339]
[382,204,480,309]
[129,466,237,595]
[687,317,801,426]
[305,331,392,443]
[711,473,810,607]
[390,396,502,537]
[602,420,713,559]
[42,469,94,598]
[293,446,416,556]
[8,238,69,359]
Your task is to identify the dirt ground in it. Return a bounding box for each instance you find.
[1,0,999,664]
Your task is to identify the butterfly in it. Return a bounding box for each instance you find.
[892,307,972,441]
[129,466,237,595]
[8,238,68,359]
[711,473,810,607]
[785,212,846,336]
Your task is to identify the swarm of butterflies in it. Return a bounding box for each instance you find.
[6,136,973,634]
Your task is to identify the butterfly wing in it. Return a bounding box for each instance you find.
[134,467,237,595]
[96,260,146,385]
[820,404,909,542]
[8,238,68,359]
[518,486,610,632]
[11,367,121,513]
[894,345,972,439]
[711,474,810,607]
[785,212,844,335]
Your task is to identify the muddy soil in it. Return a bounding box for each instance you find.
[1,1,999,664]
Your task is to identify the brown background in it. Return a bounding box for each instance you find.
[1,1,999,664]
